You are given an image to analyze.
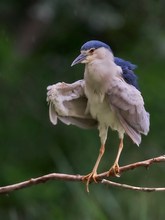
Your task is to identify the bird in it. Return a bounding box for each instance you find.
[47,40,150,192]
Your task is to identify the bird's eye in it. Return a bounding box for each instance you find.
[89,48,95,54]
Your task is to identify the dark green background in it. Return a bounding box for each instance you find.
[0,0,165,219]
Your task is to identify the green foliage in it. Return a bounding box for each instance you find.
[0,0,165,219]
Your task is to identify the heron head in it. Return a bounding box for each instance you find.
[71,40,112,66]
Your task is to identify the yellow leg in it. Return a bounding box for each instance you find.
[82,144,105,192]
[107,138,123,177]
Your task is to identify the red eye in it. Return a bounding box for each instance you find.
[89,48,95,54]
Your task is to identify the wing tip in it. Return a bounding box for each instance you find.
[49,102,58,125]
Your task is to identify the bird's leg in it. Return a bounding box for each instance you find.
[82,144,105,192]
[82,125,107,192]
[107,138,123,177]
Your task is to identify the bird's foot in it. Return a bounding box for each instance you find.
[82,171,98,192]
[107,163,121,177]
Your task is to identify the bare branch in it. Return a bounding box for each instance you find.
[0,173,82,194]
[102,179,165,192]
[97,154,165,179]
[0,155,165,194]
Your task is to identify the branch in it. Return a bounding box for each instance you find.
[97,154,165,179]
[0,155,165,194]
[101,179,165,192]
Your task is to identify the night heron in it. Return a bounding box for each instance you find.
[47,40,150,192]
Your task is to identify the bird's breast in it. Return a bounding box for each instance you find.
[85,90,122,132]
[84,61,124,133]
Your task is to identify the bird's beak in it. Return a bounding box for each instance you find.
[71,53,87,66]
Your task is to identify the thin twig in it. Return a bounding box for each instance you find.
[0,155,165,194]
[97,154,165,179]
[102,179,165,192]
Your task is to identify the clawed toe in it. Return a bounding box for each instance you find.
[82,172,98,192]
[107,163,121,177]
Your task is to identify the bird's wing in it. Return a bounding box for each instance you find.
[107,78,150,145]
[47,80,97,129]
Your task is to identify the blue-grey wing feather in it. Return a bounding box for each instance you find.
[107,78,149,145]
[47,80,97,129]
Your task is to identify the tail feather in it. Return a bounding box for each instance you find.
[118,113,141,146]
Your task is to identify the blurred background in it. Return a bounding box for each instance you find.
[0,0,165,219]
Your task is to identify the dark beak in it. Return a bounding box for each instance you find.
[71,53,87,66]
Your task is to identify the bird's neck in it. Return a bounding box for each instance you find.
[84,58,121,90]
